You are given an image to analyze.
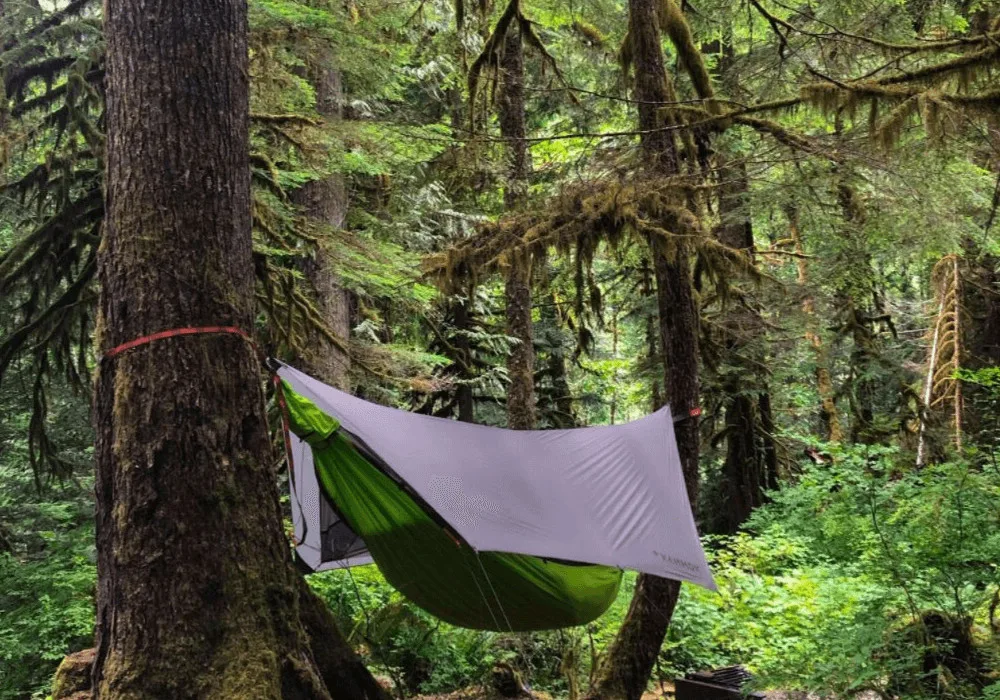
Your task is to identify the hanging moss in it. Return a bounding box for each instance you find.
[467,0,570,129]
[424,176,761,334]
[655,0,717,110]
[873,94,920,151]
[570,20,606,47]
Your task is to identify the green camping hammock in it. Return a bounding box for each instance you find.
[281,382,623,631]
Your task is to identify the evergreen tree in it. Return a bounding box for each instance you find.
[93,0,330,694]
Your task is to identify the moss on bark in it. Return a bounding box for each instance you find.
[94,0,331,696]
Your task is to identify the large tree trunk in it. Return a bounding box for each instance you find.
[296,577,390,700]
[712,158,775,534]
[787,205,843,442]
[586,1,700,698]
[499,23,536,430]
[296,48,352,391]
[291,46,391,700]
[94,1,329,697]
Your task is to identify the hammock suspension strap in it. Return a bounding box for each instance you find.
[100,326,302,538]
[102,325,256,361]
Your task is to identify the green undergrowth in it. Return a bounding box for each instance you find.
[0,397,95,700]
[3,432,1000,698]
[307,443,1000,698]
[305,530,887,697]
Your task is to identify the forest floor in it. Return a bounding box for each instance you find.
[409,685,882,700]
[408,686,675,700]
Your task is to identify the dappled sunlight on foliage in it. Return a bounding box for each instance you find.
[3,0,1000,695]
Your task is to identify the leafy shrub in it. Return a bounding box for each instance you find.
[0,463,95,700]
[0,379,95,700]
[732,443,1000,697]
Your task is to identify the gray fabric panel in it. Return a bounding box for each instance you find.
[320,498,369,561]
[279,363,715,590]
[288,432,372,572]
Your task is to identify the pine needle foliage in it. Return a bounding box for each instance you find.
[466,0,567,130]
[0,0,103,482]
[0,0,369,479]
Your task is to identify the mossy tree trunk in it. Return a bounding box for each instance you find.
[290,47,391,700]
[499,23,536,430]
[788,205,843,442]
[586,0,700,698]
[295,47,352,391]
[94,1,330,697]
[713,157,776,534]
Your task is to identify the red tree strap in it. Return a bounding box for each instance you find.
[102,325,254,361]
[672,406,702,424]
[101,325,298,531]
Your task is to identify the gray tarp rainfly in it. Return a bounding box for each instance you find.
[281,363,715,592]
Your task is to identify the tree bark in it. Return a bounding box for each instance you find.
[713,157,774,534]
[452,294,476,423]
[788,205,843,442]
[534,258,576,428]
[290,46,391,700]
[957,125,1000,442]
[586,1,700,698]
[499,23,536,430]
[295,49,352,391]
[834,178,879,445]
[296,577,390,700]
[94,1,329,697]
[541,292,576,428]
[640,260,665,413]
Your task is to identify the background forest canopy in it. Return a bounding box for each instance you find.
[2,0,1000,697]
